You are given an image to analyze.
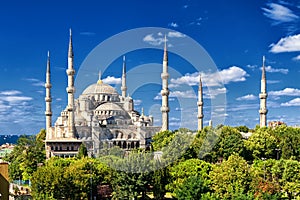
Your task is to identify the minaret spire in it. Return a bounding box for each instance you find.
[259,56,268,127]
[121,55,127,98]
[45,51,52,135]
[197,74,204,131]
[66,29,76,137]
[161,35,170,131]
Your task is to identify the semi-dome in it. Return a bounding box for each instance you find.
[96,102,123,111]
[82,81,118,95]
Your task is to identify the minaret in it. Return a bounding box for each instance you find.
[121,56,127,98]
[197,74,204,131]
[45,51,52,133]
[161,35,170,131]
[259,56,268,127]
[66,29,76,137]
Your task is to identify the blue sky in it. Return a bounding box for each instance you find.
[1,0,300,135]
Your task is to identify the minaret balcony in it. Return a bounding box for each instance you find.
[259,109,268,114]
[66,87,75,93]
[45,111,52,116]
[198,114,204,118]
[45,97,52,102]
[66,69,75,75]
[197,101,203,106]
[160,106,169,112]
[45,83,52,88]
[161,73,169,79]
[259,93,268,98]
[161,89,169,96]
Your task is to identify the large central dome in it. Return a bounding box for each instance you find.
[82,81,118,95]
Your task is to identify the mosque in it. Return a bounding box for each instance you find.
[44,30,267,159]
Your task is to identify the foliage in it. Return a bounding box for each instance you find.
[3,129,46,181]
[31,157,111,199]
[167,158,211,197]
[245,127,278,160]
[77,143,88,158]
[151,130,175,151]
[209,154,251,199]
[175,175,209,200]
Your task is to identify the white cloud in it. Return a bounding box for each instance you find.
[281,98,300,106]
[262,3,299,24]
[167,31,186,38]
[24,78,45,87]
[293,55,300,60]
[269,88,300,96]
[169,22,179,28]
[267,80,280,84]
[183,5,188,9]
[154,90,196,100]
[246,64,257,69]
[143,34,165,46]
[0,90,22,96]
[264,65,289,74]
[270,34,300,53]
[102,76,121,84]
[170,66,248,88]
[204,87,227,99]
[0,96,33,103]
[134,99,142,106]
[236,94,257,101]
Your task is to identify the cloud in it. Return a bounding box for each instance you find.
[169,22,179,28]
[0,90,22,96]
[24,78,45,87]
[246,64,257,70]
[183,5,188,9]
[270,34,300,53]
[293,55,300,60]
[167,31,186,38]
[154,90,196,100]
[143,34,165,46]
[269,88,300,96]
[134,99,142,106]
[0,96,33,102]
[170,66,248,88]
[267,80,280,84]
[102,76,121,84]
[264,65,289,74]
[281,98,300,106]
[236,94,257,101]
[204,87,227,99]
[262,3,299,24]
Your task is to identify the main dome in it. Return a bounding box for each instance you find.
[82,81,118,95]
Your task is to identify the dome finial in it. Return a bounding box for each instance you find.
[97,70,103,84]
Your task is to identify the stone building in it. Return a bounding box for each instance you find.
[45,31,162,158]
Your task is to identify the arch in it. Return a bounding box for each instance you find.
[123,141,127,149]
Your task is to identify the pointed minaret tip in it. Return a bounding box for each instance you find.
[122,55,126,73]
[47,51,50,73]
[262,56,266,80]
[69,28,72,36]
[163,34,168,61]
[68,29,73,58]
[47,50,50,58]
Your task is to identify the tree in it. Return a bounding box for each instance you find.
[167,158,211,197]
[244,127,278,160]
[3,129,46,181]
[209,154,251,199]
[77,143,88,158]
[152,166,168,200]
[175,175,209,200]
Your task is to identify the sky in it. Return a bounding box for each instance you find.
[1,0,300,135]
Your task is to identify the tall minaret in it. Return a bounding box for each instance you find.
[259,56,268,127]
[121,56,127,98]
[197,75,204,131]
[66,29,76,137]
[161,35,170,131]
[45,51,52,133]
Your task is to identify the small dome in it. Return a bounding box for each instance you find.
[96,102,123,111]
[82,82,118,95]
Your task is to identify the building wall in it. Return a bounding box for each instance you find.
[0,162,9,200]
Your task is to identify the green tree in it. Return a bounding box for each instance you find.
[151,130,175,151]
[175,175,209,200]
[4,129,46,181]
[244,127,278,160]
[209,154,251,199]
[167,158,211,197]
[77,143,88,158]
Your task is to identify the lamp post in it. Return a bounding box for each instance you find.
[275,148,281,160]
